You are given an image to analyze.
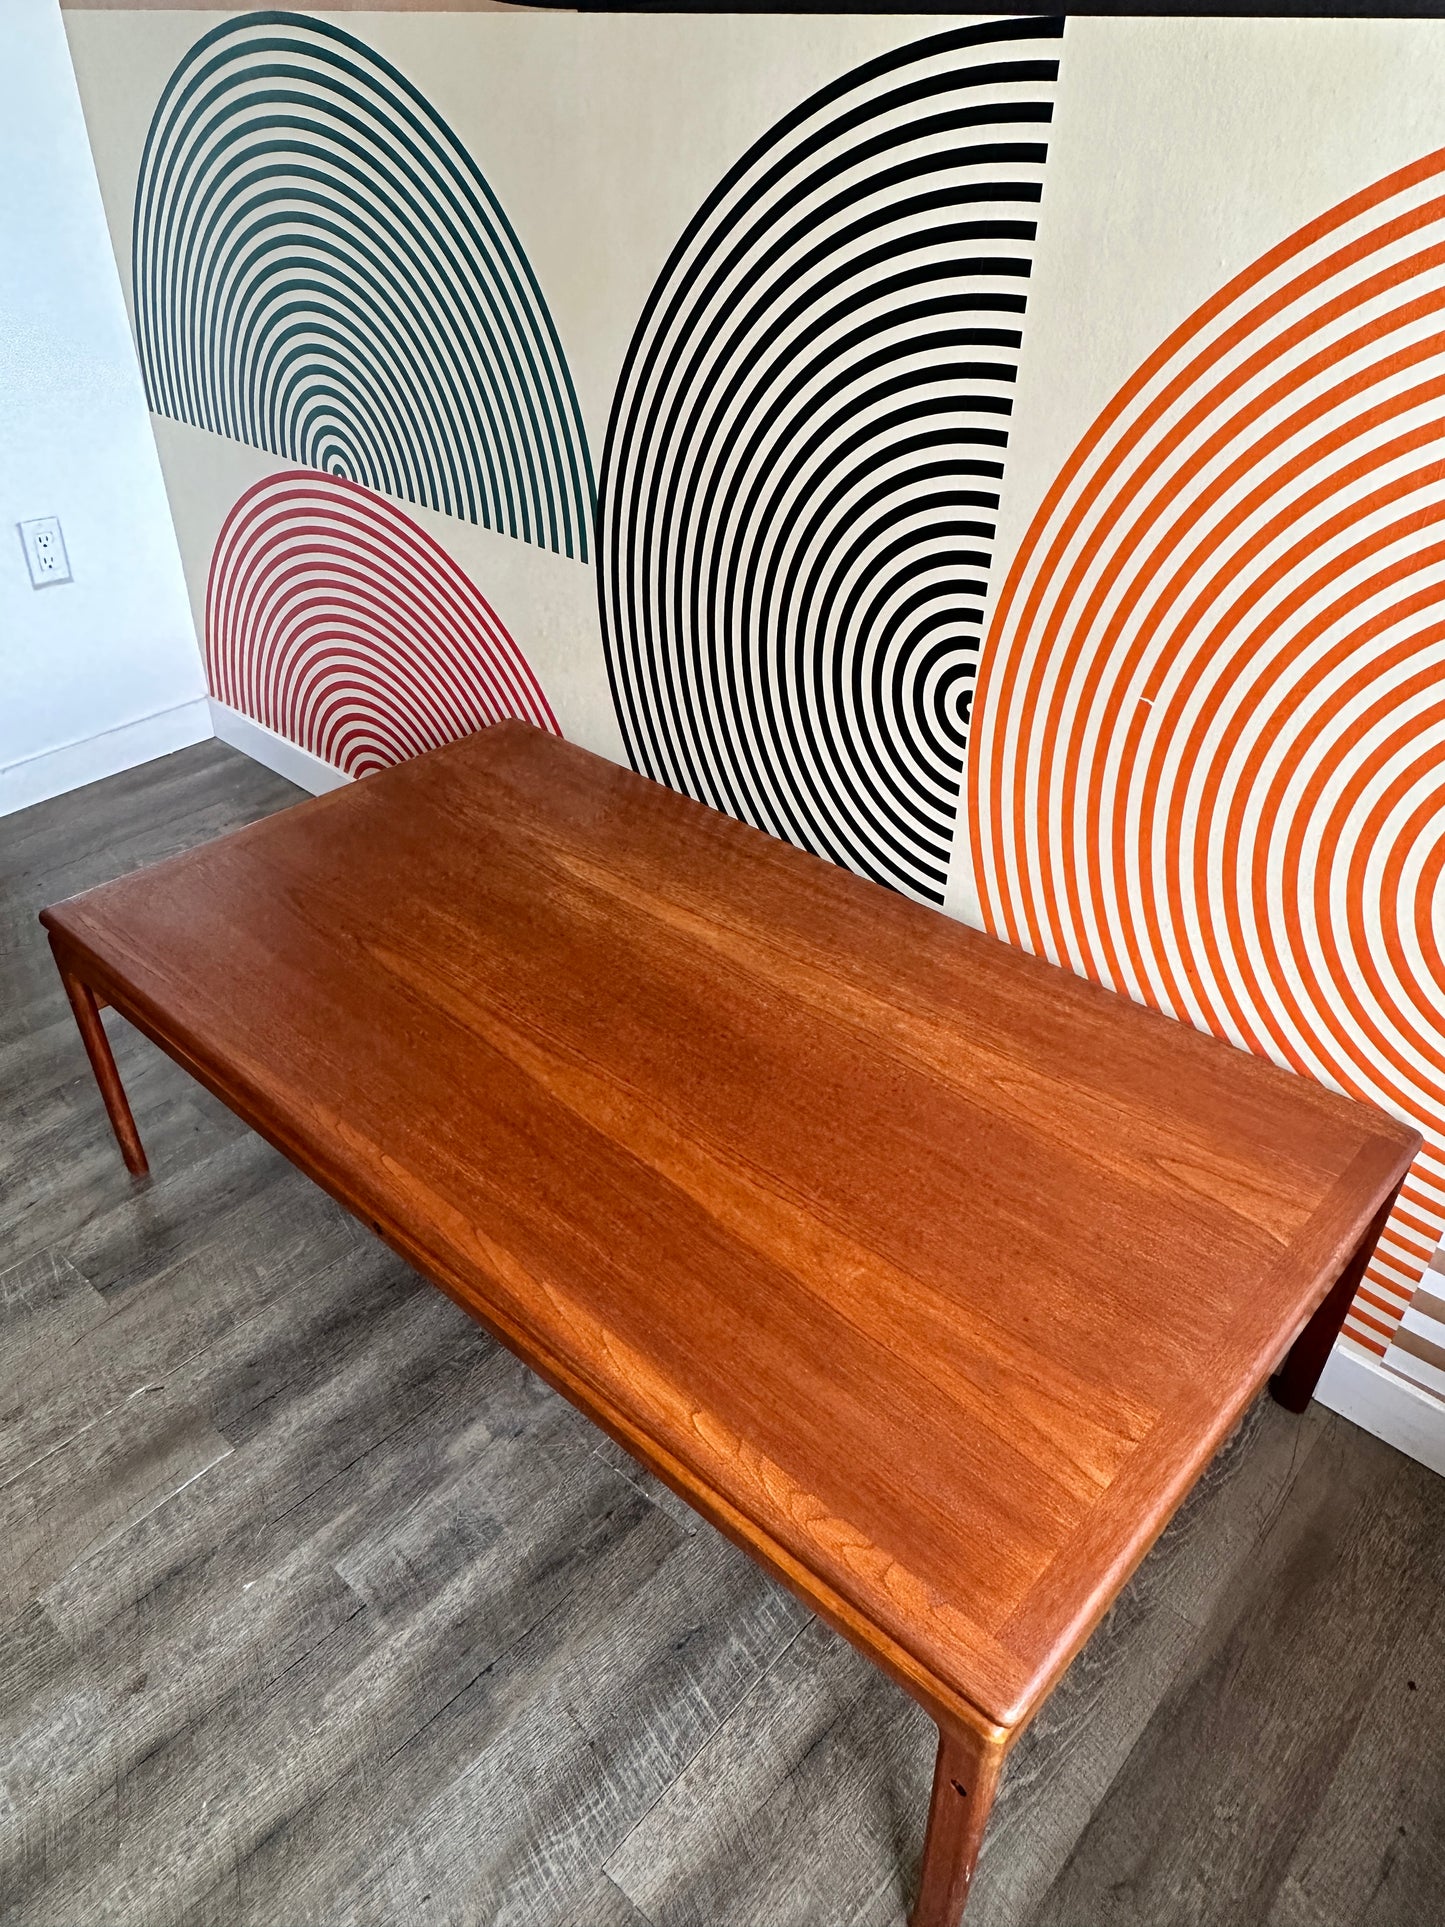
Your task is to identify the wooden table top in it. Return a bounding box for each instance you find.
[42,723,1417,1740]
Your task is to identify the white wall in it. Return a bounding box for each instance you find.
[0,0,207,818]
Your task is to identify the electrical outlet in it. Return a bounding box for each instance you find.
[18,516,72,588]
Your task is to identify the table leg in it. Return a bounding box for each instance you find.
[909,1722,1005,1927]
[1269,1189,1399,1414]
[54,955,149,1178]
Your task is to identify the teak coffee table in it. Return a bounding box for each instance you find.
[42,723,1416,1925]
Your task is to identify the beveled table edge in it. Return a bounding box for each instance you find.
[36,729,1423,1742]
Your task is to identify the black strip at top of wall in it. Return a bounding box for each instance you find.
[510,1,1445,16]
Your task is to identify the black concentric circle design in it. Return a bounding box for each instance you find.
[134,11,594,558]
[598,17,1062,901]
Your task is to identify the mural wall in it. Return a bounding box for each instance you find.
[600,18,1061,905]
[64,8,1445,1392]
[207,471,558,776]
[971,148,1445,1371]
[134,14,594,556]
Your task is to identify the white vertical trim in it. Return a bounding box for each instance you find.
[208,699,350,796]
[1315,1344,1445,1478]
[0,696,212,818]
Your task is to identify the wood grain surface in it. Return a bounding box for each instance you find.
[9,741,1444,1927]
[40,723,1417,1746]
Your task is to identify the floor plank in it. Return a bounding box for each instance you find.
[2,740,1444,1927]
[1266,1577,1445,1927]
[0,1250,106,1408]
[562,1872,656,1927]
[0,1383,231,1614]
[1029,1418,1445,1927]
[607,1618,930,1927]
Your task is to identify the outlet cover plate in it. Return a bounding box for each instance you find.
[18,516,72,588]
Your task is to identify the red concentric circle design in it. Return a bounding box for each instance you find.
[206,472,558,779]
[969,152,1445,1354]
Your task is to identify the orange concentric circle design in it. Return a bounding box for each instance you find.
[969,151,1445,1354]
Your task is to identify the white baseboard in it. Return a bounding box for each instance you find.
[0,696,213,818]
[1315,1343,1445,1477]
[209,699,350,795]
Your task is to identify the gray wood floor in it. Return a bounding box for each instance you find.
[2,741,1443,1927]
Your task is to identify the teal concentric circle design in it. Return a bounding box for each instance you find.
[134,11,594,559]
